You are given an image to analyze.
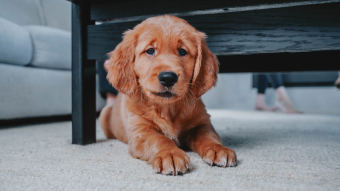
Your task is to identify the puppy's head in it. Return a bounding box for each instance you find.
[106,15,218,104]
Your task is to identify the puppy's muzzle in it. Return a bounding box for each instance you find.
[158,71,178,87]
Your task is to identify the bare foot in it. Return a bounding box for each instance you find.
[106,93,117,106]
[255,104,279,112]
[276,87,302,114]
[255,94,278,112]
[336,76,340,89]
[275,101,302,114]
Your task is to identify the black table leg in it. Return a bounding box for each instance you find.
[72,1,96,145]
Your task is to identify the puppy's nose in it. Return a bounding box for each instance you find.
[158,71,178,87]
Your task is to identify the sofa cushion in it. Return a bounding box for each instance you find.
[0,63,105,120]
[0,0,44,26]
[0,18,33,66]
[40,0,71,31]
[25,26,71,70]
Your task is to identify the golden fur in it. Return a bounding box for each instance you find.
[100,15,237,175]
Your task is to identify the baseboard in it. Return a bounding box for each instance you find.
[0,112,100,128]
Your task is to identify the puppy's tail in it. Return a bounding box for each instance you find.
[99,104,115,139]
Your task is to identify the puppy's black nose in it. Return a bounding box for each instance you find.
[158,72,178,87]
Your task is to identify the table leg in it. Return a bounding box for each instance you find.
[71,1,96,145]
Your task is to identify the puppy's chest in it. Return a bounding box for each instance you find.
[150,110,190,146]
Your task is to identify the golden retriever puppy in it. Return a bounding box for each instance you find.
[100,15,237,175]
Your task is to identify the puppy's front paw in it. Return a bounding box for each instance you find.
[201,144,237,167]
[152,149,190,175]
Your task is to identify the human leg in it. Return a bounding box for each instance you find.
[255,74,277,111]
[268,73,301,113]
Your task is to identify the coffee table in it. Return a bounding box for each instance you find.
[70,0,340,145]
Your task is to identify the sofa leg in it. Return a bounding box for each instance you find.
[71,1,96,145]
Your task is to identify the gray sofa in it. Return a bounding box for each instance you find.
[0,0,104,120]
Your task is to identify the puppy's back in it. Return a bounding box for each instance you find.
[99,94,129,143]
[99,104,116,139]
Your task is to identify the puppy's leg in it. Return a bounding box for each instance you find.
[128,126,190,175]
[185,123,237,167]
[99,105,115,139]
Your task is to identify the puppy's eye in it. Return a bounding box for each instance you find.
[178,48,187,56]
[146,48,155,55]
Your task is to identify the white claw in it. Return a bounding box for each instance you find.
[220,158,227,167]
[228,160,237,167]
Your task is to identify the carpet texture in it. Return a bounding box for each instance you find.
[1,110,340,191]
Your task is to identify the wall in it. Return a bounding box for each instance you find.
[203,73,340,115]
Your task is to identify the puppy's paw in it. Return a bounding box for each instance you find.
[152,149,191,175]
[201,144,237,167]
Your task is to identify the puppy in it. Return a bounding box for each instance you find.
[100,15,237,175]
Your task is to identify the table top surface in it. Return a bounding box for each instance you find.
[86,1,340,59]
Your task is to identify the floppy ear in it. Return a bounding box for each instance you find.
[106,30,139,96]
[191,34,219,98]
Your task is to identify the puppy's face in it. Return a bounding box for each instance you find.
[133,17,199,103]
[107,15,219,104]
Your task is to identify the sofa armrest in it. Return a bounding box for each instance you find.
[0,17,33,66]
[25,26,71,70]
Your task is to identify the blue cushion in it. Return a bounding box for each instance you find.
[25,25,71,70]
[0,0,44,26]
[0,17,33,66]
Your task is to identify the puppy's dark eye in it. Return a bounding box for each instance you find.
[178,48,187,56]
[146,48,155,55]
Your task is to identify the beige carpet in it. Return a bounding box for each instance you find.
[1,110,340,191]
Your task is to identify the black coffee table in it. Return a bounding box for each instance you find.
[70,0,340,145]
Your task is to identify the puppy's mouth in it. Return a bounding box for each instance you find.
[152,91,175,98]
